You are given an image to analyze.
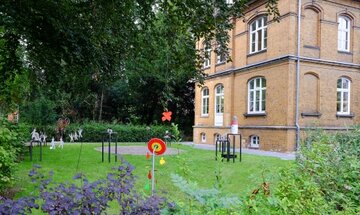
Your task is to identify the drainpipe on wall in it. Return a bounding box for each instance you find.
[295,0,302,150]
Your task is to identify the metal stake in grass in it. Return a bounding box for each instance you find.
[151,145,157,195]
[147,138,167,196]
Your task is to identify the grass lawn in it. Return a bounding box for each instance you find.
[14,142,292,213]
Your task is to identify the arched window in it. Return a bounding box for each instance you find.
[338,16,350,52]
[201,88,209,116]
[250,135,260,148]
[249,16,268,53]
[214,84,224,126]
[248,77,266,113]
[337,77,351,114]
[203,41,211,67]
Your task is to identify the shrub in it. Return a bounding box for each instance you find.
[27,122,172,143]
[0,117,29,192]
[0,146,16,191]
[241,128,360,214]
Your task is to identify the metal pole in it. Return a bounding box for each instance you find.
[108,134,111,163]
[215,140,218,160]
[151,145,157,195]
[102,137,104,162]
[29,142,33,161]
[295,0,302,151]
[115,135,118,162]
[40,141,42,161]
[240,135,242,162]
[232,135,235,163]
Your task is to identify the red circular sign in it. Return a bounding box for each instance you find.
[148,138,166,155]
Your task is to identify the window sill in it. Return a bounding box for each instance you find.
[337,50,352,55]
[202,66,211,70]
[336,113,354,118]
[301,112,322,118]
[200,115,209,118]
[303,45,320,50]
[215,61,226,66]
[243,112,267,118]
[247,49,267,57]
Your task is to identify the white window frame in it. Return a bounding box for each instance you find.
[201,133,206,143]
[201,88,209,116]
[249,16,268,54]
[203,42,211,68]
[338,16,350,52]
[250,135,260,148]
[337,77,351,115]
[215,85,224,115]
[216,45,226,64]
[248,77,266,114]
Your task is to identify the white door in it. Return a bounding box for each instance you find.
[214,85,224,126]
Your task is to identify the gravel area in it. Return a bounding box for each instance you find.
[95,146,184,155]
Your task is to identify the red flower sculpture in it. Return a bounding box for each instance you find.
[162,111,172,122]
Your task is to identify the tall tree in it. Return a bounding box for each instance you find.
[0,0,279,120]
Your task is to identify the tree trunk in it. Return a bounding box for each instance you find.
[92,94,98,121]
[98,88,104,121]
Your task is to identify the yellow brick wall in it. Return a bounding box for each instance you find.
[194,0,360,152]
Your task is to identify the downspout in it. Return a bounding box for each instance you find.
[295,0,302,150]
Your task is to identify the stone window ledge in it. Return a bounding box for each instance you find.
[337,51,353,55]
[336,113,355,118]
[301,112,322,117]
[303,45,320,50]
[243,112,267,118]
[247,49,267,57]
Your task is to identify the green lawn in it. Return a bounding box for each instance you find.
[14,143,292,213]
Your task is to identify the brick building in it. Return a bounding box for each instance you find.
[193,0,360,152]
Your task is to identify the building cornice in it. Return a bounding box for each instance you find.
[193,125,355,131]
[205,55,360,80]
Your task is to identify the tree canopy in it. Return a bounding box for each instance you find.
[0,0,279,131]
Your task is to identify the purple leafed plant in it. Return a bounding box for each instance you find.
[1,158,166,214]
[0,196,38,215]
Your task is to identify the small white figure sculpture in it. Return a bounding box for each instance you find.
[31,129,40,141]
[73,132,78,141]
[59,138,64,149]
[50,137,56,150]
[78,128,83,139]
[69,133,74,142]
[40,133,47,144]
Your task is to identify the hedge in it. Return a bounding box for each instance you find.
[23,122,173,143]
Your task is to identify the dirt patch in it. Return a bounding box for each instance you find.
[95,146,184,155]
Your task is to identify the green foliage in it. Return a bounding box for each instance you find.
[0,117,29,191]
[241,128,360,214]
[0,26,30,112]
[170,123,182,143]
[0,146,16,191]
[298,129,360,213]
[168,174,242,215]
[0,0,279,134]
[20,97,57,125]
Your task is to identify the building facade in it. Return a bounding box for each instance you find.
[193,0,360,152]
